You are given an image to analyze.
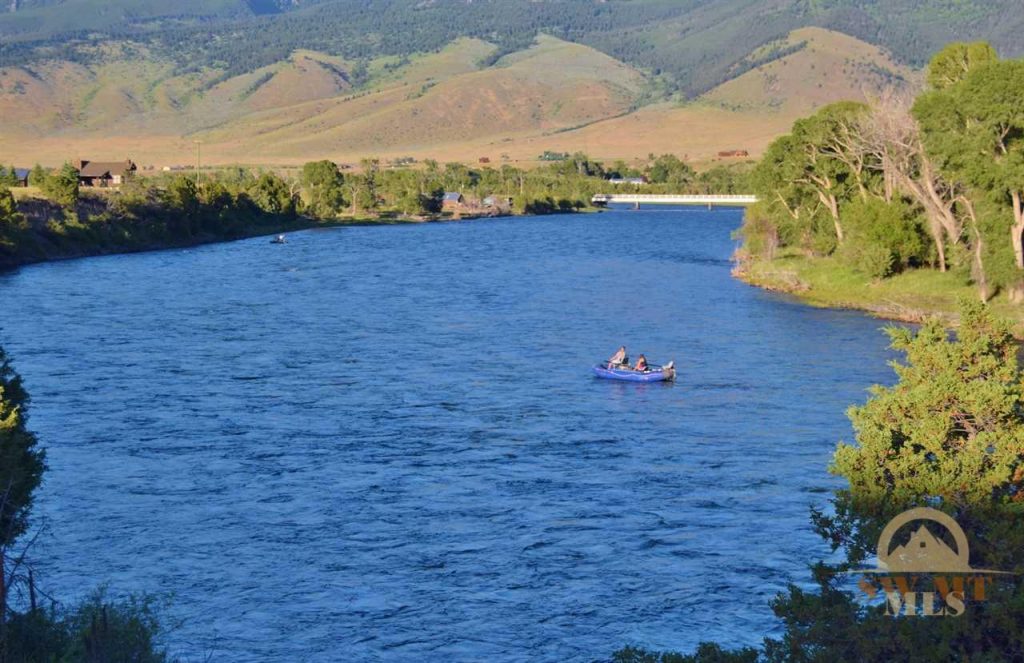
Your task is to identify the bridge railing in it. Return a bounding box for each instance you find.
[591,193,759,204]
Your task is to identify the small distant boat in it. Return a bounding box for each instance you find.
[593,360,675,383]
[271,234,287,244]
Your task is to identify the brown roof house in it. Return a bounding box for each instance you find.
[441,192,465,210]
[74,159,137,187]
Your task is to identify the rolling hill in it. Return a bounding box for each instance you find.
[0,28,915,167]
[0,0,1014,168]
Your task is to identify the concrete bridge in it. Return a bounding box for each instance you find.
[591,194,758,207]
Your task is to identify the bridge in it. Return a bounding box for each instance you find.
[591,194,758,207]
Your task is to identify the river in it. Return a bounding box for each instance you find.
[0,208,898,661]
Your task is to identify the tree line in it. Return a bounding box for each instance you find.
[0,154,751,269]
[739,42,1024,302]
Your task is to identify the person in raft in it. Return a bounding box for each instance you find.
[633,354,649,372]
[608,346,628,368]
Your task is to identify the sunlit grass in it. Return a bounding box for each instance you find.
[740,252,1024,332]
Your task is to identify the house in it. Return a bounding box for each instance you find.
[13,168,30,187]
[73,159,137,187]
[717,150,749,158]
[608,177,647,186]
[441,192,465,210]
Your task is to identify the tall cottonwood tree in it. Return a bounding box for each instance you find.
[915,60,1024,300]
[857,92,963,275]
[300,160,346,218]
[927,41,999,90]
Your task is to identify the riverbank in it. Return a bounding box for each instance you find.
[0,194,592,273]
[733,251,1024,333]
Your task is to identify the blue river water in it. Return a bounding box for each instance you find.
[0,207,899,661]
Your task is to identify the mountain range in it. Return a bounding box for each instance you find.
[0,0,1019,168]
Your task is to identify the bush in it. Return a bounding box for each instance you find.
[3,591,172,662]
[838,197,926,278]
[735,203,779,259]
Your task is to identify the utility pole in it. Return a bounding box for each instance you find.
[193,140,202,189]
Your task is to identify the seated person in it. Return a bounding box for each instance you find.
[633,354,649,371]
[608,346,628,367]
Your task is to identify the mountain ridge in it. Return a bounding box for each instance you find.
[0,28,915,167]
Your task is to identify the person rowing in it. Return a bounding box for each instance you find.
[633,354,649,372]
[608,346,628,368]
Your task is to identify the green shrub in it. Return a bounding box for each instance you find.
[838,197,926,278]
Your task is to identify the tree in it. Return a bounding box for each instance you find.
[927,41,998,90]
[646,154,693,187]
[857,91,964,276]
[163,176,201,236]
[0,349,46,633]
[0,168,17,188]
[0,188,20,227]
[26,165,46,188]
[749,134,831,254]
[788,102,872,244]
[250,172,296,217]
[300,160,345,218]
[39,163,79,209]
[915,60,1024,301]
[833,300,1024,507]
[351,158,381,214]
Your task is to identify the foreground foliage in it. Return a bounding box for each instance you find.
[1,350,170,661]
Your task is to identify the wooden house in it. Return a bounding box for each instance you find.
[74,159,137,187]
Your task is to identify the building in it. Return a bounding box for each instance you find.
[13,168,30,187]
[441,192,465,210]
[608,177,647,186]
[73,159,137,187]
[717,150,749,158]
[482,195,512,209]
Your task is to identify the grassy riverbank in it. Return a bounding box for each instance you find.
[734,250,1024,333]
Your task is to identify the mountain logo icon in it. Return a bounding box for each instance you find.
[870,507,1001,574]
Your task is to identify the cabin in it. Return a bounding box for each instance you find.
[717,150,749,158]
[12,168,29,187]
[441,192,465,210]
[74,159,137,187]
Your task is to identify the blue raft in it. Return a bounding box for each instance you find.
[593,361,675,383]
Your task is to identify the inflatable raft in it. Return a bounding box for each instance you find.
[593,361,675,383]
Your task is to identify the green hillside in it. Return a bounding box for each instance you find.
[1,0,1021,97]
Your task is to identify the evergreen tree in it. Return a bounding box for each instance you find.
[833,300,1024,507]
[39,163,79,209]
